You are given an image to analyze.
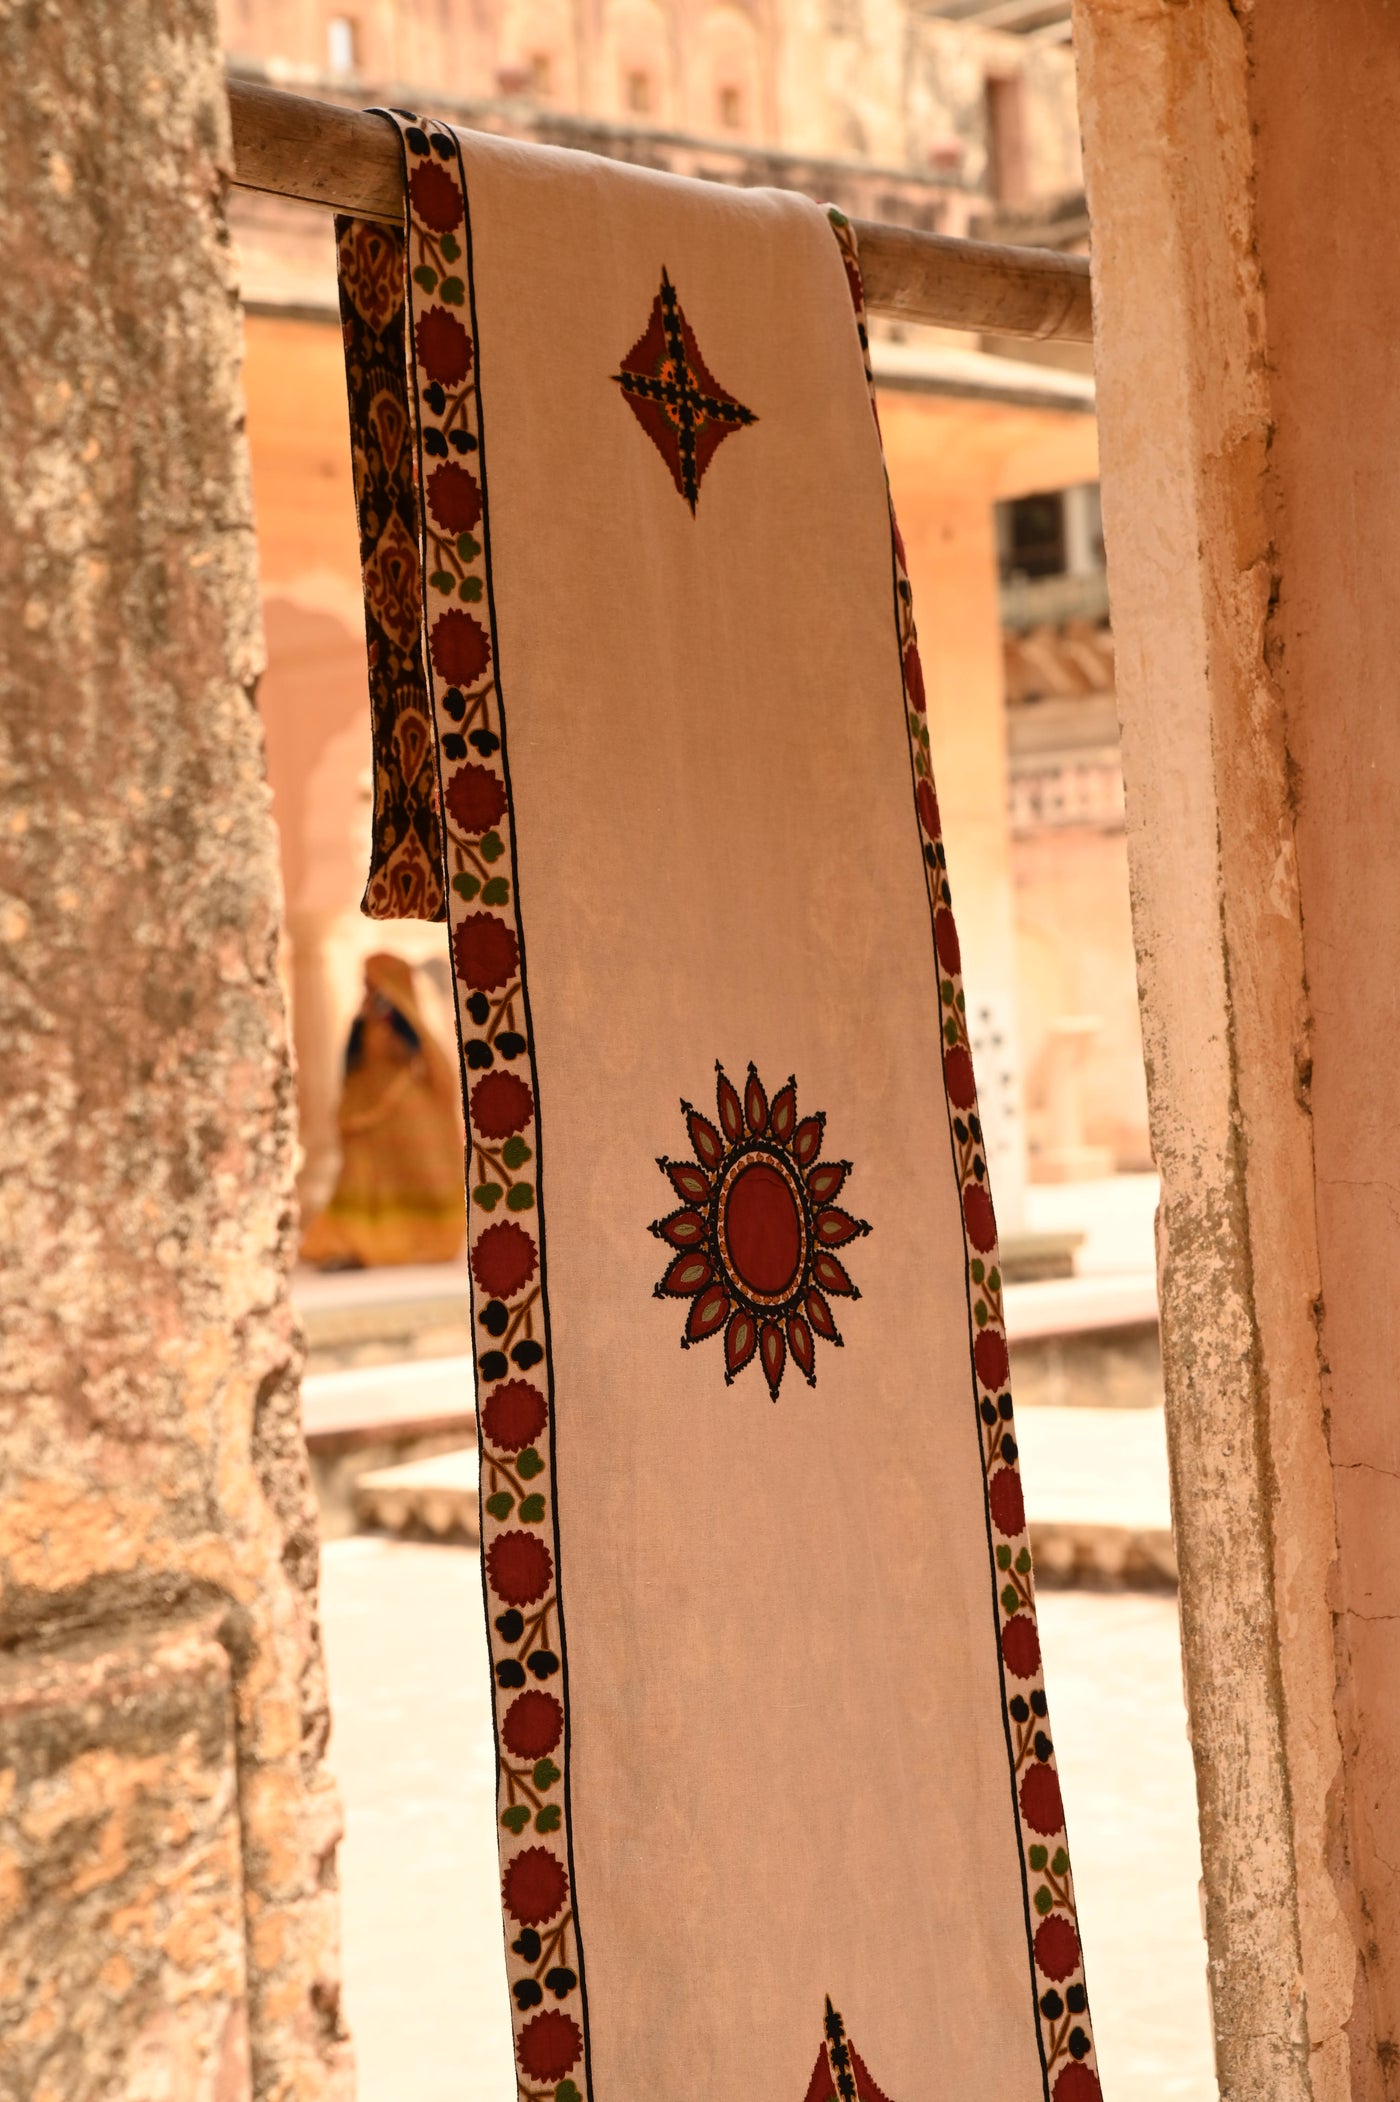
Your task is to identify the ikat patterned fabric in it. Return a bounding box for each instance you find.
[336,114,1101,2102]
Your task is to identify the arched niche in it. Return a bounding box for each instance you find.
[599,0,676,124]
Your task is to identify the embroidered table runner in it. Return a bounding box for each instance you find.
[334,117,1099,2102]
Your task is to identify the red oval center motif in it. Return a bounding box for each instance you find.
[722,1161,803,1299]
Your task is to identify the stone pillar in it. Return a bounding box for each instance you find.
[1074,2,1400,2096]
[0,6,351,2098]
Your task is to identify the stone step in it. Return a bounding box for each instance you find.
[350,1406,1178,1586]
[354,1448,481,1543]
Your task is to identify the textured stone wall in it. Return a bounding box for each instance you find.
[0,4,350,2097]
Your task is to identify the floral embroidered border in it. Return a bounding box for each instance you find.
[829,207,1102,2102]
[350,111,595,2101]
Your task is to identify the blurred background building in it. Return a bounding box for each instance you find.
[219,0,1146,1252]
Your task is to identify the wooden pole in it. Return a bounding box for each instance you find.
[227,78,1094,345]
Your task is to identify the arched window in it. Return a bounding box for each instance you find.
[693,6,763,140]
[601,0,674,125]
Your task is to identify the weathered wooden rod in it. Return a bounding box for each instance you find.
[227,79,1094,345]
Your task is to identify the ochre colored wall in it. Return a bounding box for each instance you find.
[1251,6,1400,2081]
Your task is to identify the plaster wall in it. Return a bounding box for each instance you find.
[1073,0,1400,2094]
[1249,6,1400,2083]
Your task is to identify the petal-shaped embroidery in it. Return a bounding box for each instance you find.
[725,1309,757,1379]
[806,1288,840,1342]
[792,1114,826,1168]
[813,1251,856,1297]
[760,1318,786,1399]
[685,1106,725,1172]
[805,1161,848,1204]
[769,1079,797,1145]
[816,1207,867,1248]
[787,1313,815,1383]
[686,1284,730,1342]
[744,1064,769,1137]
[659,1252,712,1297]
[654,1207,708,1249]
[665,1159,711,1205]
[716,1066,743,1144]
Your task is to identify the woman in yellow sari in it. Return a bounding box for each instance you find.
[301,952,466,1267]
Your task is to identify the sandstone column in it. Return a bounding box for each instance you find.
[0,5,350,2097]
[1073,2,1400,2096]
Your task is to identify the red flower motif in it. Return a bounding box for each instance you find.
[934,909,961,976]
[481,1379,547,1452]
[445,762,506,835]
[415,304,473,385]
[964,1184,997,1256]
[944,1044,976,1110]
[917,776,939,839]
[974,1326,1010,1392]
[517,2010,583,2081]
[655,1063,866,1397]
[453,912,518,992]
[409,158,463,233]
[430,607,490,685]
[486,1530,553,1607]
[988,1465,1025,1537]
[904,641,927,715]
[1035,1914,1081,1983]
[1052,2067,1102,2102]
[1020,1761,1065,1837]
[471,1070,534,1139]
[471,1219,537,1299]
[503,1845,568,1926]
[502,1688,563,1761]
[1001,1614,1041,1679]
[426,460,482,533]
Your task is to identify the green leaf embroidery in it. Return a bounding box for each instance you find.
[996,1545,1013,1572]
[1001,1584,1019,1615]
[1052,1848,1070,1876]
[413,265,438,293]
[485,1490,514,1521]
[479,831,505,863]
[1028,1845,1048,1871]
[987,1267,1002,1294]
[1033,1884,1054,1915]
[518,1493,546,1524]
[533,1758,561,1790]
[459,575,483,602]
[516,1447,545,1480]
[556,2084,582,2102]
[440,233,461,262]
[429,569,455,594]
[473,1183,503,1211]
[945,1019,959,1046]
[453,873,480,900]
[439,275,466,304]
[501,1804,530,1834]
[974,1300,988,1327]
[970,1258,985,1285]
[535,1803,562,1833]
[482,877,510,907]
[506,1184,535,1212]
[1015,1549,1032,1575]
[456,532,481,560]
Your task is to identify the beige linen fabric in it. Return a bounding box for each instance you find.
[336,115,1099,2102]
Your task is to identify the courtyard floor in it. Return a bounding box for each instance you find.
[320,1534,1215,2101]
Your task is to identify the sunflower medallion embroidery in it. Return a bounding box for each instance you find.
[651,1063,870,1399]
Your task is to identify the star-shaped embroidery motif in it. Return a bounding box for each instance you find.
[612,269,757,513]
